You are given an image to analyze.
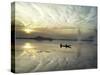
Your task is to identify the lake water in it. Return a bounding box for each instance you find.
[15,39,97,73]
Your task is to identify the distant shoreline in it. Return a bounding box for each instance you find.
[16,37,94,42]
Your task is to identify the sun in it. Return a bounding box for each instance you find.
[23,28,33,34]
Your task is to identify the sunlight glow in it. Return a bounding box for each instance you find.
[23,28,33,34]
[21,42,37,58]
[22,43,33,49]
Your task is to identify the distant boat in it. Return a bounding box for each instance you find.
[60,43,71,48]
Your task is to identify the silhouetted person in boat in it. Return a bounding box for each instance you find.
[60,43,71,48]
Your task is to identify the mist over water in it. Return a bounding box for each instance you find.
[15,39,97,73]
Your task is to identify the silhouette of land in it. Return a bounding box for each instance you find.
[16,36,94,41]
[16,36,53,41]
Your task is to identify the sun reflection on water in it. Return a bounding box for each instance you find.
[21,42,37,58]
[22,43,33,49]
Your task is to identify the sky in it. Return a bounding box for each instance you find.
[11,2,97,39]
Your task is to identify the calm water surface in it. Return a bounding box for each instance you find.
[15,39,97,73]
